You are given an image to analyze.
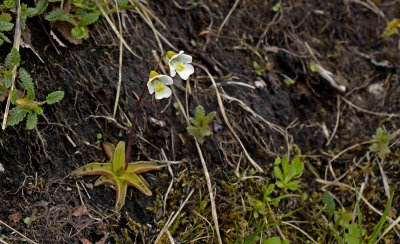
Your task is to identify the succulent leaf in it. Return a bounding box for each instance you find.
[70,141,161,211]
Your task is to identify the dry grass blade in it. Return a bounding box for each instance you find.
[112,0,124,118]
[348,0,386,19]
[130,0,177,51]
[341,96,400,117]
[195,64,264,172]
[280,221,318,244]
[154,189,195,244]
[326,95,340,146]
[377,159,391,200]
[0,220,38,244]
[94,0,140,59]
[2,0,22,130]
[216,0,240,41]
[136,1,163,54]
[173,91,223,244]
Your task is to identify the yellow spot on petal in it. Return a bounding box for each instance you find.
[156,84,164,92]
[177,64,185,71]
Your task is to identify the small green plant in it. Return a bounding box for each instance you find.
[45,0,137,40]
[309,61,320,72]
[70,141,163,211]
[247,195,266,219]
[186,105,215,144]
[323,189,393,244]
[383,18,400,36]
[0,48,64,129]
[273,155,304,191]
[252,61,268,76]
[369,127,395,159]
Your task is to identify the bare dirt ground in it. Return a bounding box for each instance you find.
[1,0,400,243]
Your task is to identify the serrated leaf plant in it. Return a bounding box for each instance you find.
[70,141,163,211]
[273,155,304,191]
[45,0,137,40]
[0,48,64,129]
[187,105,216,144]
[369,127,395,160]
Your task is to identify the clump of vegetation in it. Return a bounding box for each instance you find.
[71,50,194,211]
[369,127,395,159]
[187,105,216,144]
[322,189,393,244]
[273,155,304,191]
[0,48,64,129]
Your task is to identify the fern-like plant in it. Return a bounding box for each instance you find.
[187,105,216,144]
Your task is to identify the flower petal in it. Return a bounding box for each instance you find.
[159,75,173,85]
[169,66,177,77]
[176,63,194,80]
[170,50,185,62]
[155,85,172,99]
[175,53,192,64]
[147,77,156,94]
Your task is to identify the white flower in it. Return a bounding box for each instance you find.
[166,50,194,80]
[147,71,173,99]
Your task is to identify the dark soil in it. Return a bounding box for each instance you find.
[1,0,400,243]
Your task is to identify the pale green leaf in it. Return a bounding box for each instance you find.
[195,105,205,121]
[112,141,125,174]
[275,181,284,188]
[0,32,11,44]
[19,68,35,100]
[309,62,320,72]
[26,113,38,130]
[118,0,129,7]
[78,12,99,26]
[34,0,49,15]
[4,0,16,8]
[45,9,75,23]
[203,111,216,125]
[46,90,64,104]
[286,180,300,190]
[273,166,284,181]
[322,191,336,215]
[0,13,12,22]
[4,48,20,68]
[0,22,14,32]
[263,237,281,244]
[285,166,298,182]
[4,73,12,88]
[7,107,27,127]
[71,26,87,39]
[281,155,289,175]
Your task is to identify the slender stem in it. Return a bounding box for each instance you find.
[124,53,167,169]
[125,85,147,170]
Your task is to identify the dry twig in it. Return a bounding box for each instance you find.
[2,1,22,130]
